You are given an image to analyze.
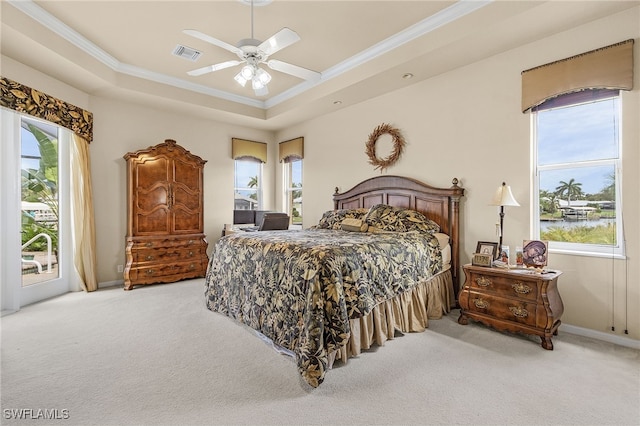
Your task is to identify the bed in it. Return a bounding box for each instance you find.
[205,175,464,387]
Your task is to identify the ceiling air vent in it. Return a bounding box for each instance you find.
[172,45,202,62]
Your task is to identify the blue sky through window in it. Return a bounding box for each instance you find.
[537,98,618,194]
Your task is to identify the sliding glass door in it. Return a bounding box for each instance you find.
[1,109,72,312]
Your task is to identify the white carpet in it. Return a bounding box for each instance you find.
[1,279,639,426]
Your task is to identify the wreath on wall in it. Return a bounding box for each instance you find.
[365,123,406,171]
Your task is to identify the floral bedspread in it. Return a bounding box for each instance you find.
[204,228,442,387]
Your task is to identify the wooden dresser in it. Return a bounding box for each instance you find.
[123,139,208,290]
[458,264,563,349]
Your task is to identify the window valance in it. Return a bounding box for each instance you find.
[279,137,304,163]
[521,39,634,112]
[232,138,267,163]
[0,76,93,143]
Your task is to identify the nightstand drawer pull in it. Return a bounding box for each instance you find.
[146,269,155,275]
[512,282,531,294]
[475,276,492,287]
[509,306,529,318]
[473,298,489,309]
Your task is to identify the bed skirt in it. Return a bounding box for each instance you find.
[327,269,454,367]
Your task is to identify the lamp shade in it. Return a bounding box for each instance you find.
[490,182,520,207]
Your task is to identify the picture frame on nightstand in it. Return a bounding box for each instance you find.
[475,241,499,259]
[472,252,493,267]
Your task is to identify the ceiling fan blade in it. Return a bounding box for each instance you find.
[267,60,321,82]
[258,28,300,56]
[183,29,243,55]
[187,60,242,76]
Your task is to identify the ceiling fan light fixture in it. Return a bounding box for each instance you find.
[253,84,268,97]
[255,68,271,85]
[240,64,255,80]
[234,72,248,87]
[184,0,319,98]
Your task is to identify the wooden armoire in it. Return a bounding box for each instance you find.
[123,139,208,290]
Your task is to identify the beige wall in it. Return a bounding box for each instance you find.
[88,97,276,285]
[2,7,637,342]
[276,8,639,341]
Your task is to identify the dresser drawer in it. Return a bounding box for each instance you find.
[128,260,207,281]
[462,291,539,327]
[468,272,539,302]
[134,237,206,249]
[132,246,205,263]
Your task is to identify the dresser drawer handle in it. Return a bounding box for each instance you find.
[146,269,155,275]
[189,263,196,270]
[146,255,154,261]
[475,276,492,287]
[509,306,529,318]
[473,298,489,309]
[188,251,194,257]
[512,282,531,294]
[145,242,153,247]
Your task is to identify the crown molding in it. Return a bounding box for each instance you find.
[9,0,491,111]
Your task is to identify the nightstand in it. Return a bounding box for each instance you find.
[458,264,564,350]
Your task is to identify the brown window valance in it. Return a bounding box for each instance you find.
[0,76,93,143]
[521,39,634,112]
[232,138,267,163]
[279,137,304,163]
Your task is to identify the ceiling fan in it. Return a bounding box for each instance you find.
[184,0,321,96]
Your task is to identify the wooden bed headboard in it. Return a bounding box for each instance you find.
[333,175,465,294]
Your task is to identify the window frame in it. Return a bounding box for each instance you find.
[531,90,624,258]
[1,110,74,312]
[282,159,302,229]
[233,159,263,211]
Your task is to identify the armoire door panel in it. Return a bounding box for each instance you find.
[136,157,170,188]
[173,184,201,210]
[136,185,169,212]
[136,208,170,234]
[173,158,200,189]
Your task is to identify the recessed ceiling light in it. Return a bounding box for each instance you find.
[333,100,342,105]
[402,73,414,80]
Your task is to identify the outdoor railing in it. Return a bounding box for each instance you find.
[21,233,53,274]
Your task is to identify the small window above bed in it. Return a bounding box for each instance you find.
[234,159,263,211]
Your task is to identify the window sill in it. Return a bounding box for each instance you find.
[549,248,626,260]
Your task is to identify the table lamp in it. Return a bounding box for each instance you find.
[490,182,520,256]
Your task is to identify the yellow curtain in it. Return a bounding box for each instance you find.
[232,138,267,163]
[71,134,98,292]
[279,137,304,163]
[521,39,634,112]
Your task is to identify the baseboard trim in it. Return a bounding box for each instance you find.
[99,279,123,289]
[561,323,640,350]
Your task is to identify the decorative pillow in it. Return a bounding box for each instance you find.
[364,204,440,234]
[313,208,369,230]
[341,218,368,232]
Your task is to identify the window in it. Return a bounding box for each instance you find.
[283,159,302,228]
[532,90,622,256]
[234,159,262,210]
